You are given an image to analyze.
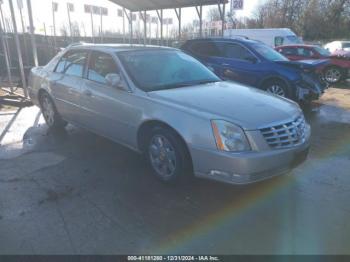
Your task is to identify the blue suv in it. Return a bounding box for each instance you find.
[181,38,328,102]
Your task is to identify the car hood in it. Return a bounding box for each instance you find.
[276,59,329,70]
[148,81,301,130]
[331,51,350,60]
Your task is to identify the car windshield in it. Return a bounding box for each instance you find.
[314,46,331,56]
[118,50,221,92]
[286,35,303,44]
[342,42,350,48]
[252,43,289,61]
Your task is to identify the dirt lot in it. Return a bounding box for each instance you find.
[0,81,350,255]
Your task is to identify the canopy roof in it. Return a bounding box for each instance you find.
[108,0,227,12]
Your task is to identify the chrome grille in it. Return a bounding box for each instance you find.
[260,115,306,149]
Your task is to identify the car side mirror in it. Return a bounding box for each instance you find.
[105,73,125,90]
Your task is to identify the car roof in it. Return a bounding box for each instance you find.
[185,37,261,45]
[69,43,176,53]
[277,44,319,48]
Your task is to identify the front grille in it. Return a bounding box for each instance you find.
[260,115,307,149]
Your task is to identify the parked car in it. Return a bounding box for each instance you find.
[28,44,310,185]
[181,38,328,102]
[324,41,350,53]
[275,44,350,84]
[224,28,303,47]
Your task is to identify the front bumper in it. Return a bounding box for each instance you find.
[295,75,329,101]
[190,140,310,185]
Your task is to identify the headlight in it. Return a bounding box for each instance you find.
[211,120,251,152]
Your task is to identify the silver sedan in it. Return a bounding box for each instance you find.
[28,44,310,185]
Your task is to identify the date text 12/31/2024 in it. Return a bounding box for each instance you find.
[127,256,220,261]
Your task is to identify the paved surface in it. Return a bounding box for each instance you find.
[0,83,350,255]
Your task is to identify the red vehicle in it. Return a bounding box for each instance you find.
[275,45,350,84]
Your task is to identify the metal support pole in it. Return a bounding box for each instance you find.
[166,20,169,46]
[0,3,12,65]
[18,0,29,66]
[27,0,38,66]
[140,10,146,46]
[156,9,163,46]
[100,7,103,43]
[52,1,57,53]
[148,15,151,44]
[66,3,73,42]
[156,18,159,45]
[174,8,181,41]
[144,11,146,45]
[8,0,27,97]
[195,6,203,38]
[218,1,226,36]
[122,8,125,43]
[90,8,94,43]
[222,2,225,36]
[0,13,13,92]
[130,12,133,44]
[123,9,132,45]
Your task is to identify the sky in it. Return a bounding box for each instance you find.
[0,0,264,37]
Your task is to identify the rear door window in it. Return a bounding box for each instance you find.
[190,42,220,57]
[219,43,256,62]
[87,51,119,85]
[55,50,88,78]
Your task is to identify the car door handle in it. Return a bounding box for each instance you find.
[83,90,92,97]
[222,63,230,66]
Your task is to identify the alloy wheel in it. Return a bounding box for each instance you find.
[266,84,286,97]
[325,68,341,83]
[41,95,55,127]
[148,134,177,178]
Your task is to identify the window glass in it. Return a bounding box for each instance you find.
[297,48,313,57]
[342,42,350,48]
[280,47,297,56]
[275,36,284,47]
[286,35,303,44]
[252,43,289,61]
[118,50,220,92]
[220,43,256,61]
[314,46,331,56]
[55,50,88,78]
[190,42,220,57]
[88,52,118,84]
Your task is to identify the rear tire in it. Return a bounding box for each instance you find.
[39,92,67,130]
[146,127,192,184]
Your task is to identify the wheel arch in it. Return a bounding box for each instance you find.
[323,65,345,82]
[137,119,193,170]
[259,75,291,90]
[37,88,50,106]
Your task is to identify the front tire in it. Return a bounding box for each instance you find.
[39,92,67,129]
[262,79,293,100]
[146,127,192,184]
[324,66,343,84]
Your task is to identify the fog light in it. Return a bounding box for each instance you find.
[209,170,231,179]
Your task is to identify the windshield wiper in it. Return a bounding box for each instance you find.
[195,80,221,85]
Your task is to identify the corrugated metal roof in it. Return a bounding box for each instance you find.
[108,0,227,12]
